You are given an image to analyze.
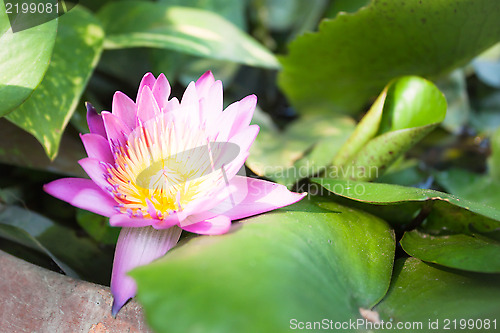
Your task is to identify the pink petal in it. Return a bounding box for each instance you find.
[181,215,231,235]
[86,102,106,138]
[195,71,215,99]
[211,176,306,220]
[181,81,199,108]
[136,73,156,102]
[163,97,180,113]
[78,157,110,191]
[227,124,259,155]
[214,95,257,142]
[102,111,131,148]
[80,133,114,164]
[150,185,236,230]
[137,86,160,123]
[180,82,200,124]
[109,214,155,228]
[230,94,257,138]
[112,91,137,129]
[177,180,239,229]
[201,80,223,128]
[207,80,223,114]
[44,178,117,217]
[152,73,171,110]
[111,226,182,316]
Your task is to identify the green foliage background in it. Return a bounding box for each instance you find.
[0,0,499,332]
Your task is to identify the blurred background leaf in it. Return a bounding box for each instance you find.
[98,1,280,69]
[247,110,355,188]
[279,0,500,115]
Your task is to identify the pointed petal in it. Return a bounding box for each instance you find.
[136,73,156,102]
[230,94,257,137]
[137,86,160,123]
[86,102,106,138]
[211,176,306,220]
[78,157,110,191]
[228,125,259,153]
[195,71,215,99]
[181,215,231,235]
[80,133,114,164]
[201,80,223,128]
[44,178,117,217]
[102,111,131,148]
[111,226,182,316]
[152,73,171,110]
[214,94,257,141]
[163,97,180,113]
[112,91,136,129]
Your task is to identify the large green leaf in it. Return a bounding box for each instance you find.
[330,77,446,181]
[247,112,355,187]
[132,197,395,333]
[375,258,500,330]
[0,0,57,116]
[311,179,500,233]
[97,1,279,69]
[6,7,104,160]
[279,0,500,114]
[401,230,500,273]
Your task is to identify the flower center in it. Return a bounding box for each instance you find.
[105,114,225,219]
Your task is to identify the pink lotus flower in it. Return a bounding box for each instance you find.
[44,72,305,316]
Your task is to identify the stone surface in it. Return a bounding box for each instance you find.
[0,250,153,333]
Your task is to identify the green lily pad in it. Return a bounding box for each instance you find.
[6,6,104,160]
[401,230,500,273]
[311,179,500,233]
[434,168,500,209]
[330,76,446,181]
[0,0,57,116]
[97,1,279,69]
[132,197,395,333]
[375,258,500,328]
[247,113,355,188]
[279,0,500,114]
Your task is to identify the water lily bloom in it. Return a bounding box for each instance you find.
[44,71,306,316]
